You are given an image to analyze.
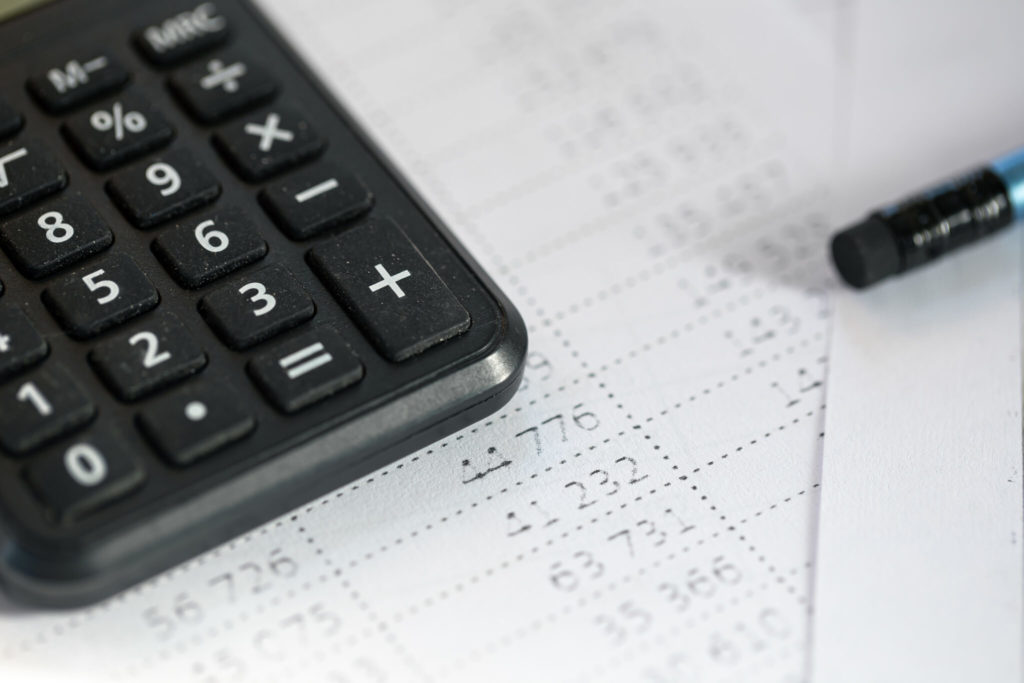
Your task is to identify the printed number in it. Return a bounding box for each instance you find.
[82,269,120,304]
[194,219,229,253]
[16,381,52,417]
[146,162,182,197]
[64,444,107,487]
[239,282,276,317]
[129,331,172,368]
[37,210,74,244]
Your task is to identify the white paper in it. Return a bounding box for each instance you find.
[0,1,833,681]
[812,1,1024,680]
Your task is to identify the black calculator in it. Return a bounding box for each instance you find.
[0,0,526,607]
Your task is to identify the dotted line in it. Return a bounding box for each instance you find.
[664,405,825,478]
[737,484,821,526]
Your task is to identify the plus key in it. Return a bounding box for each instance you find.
[309,219,471,361]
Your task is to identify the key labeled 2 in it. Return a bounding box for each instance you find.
[199,264,315,349]
[42,253,159,339]
[0,195,113,278]
[152,206,268,288]
[106,148,220,228]
[90,313,207,401]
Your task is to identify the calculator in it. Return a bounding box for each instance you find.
[0,0,527,607]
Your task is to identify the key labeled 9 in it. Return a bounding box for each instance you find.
[146,161,181,196]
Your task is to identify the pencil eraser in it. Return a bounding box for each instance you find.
[830,216,901,288]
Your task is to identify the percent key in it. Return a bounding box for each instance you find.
[62,91,174,170]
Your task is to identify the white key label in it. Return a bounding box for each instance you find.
[368,264,411,299]
[200,59,246,92]
[278,342,333,380]
[244,112,294,152]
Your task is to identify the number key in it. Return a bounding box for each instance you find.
[106,149,220,228]
[89,313,207,401]
[42,253,159,339]
[151,206,267,288]
[25,429,145,521]
[199,264,315,349]
[0,195,113,279]
[0,365,96,455]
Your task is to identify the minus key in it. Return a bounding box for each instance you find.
[259,161,374,240]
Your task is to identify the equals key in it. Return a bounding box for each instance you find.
[260,161,373,240]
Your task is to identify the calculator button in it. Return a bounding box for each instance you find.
[0,195,114,279]
[62,92,175,170]
[0,96,23,140]
[25,430,145,521]
[26,53,129,114]
[135,3,230,66]
[42,253,160,340]
[0,365,96,455]
[0,305,49,382]
[151,206,268,288]
[198,264,315,350]
[169,53,277,124]
[260,162,373,240]
[89,313,207,401]
[106,149,221,229]
[308,220,471,361]
[0,138,68,218]
[137,381,255,465]
[248,326,363,413]
[213,107,325,181]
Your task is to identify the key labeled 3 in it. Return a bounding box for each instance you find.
[199,264,315,349]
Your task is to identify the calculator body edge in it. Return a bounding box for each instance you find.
[0,0,528,607]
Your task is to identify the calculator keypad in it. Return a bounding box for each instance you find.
[0,138,68,217]
[0,0,516,603]
[42,253,160,339]
[152,206,267,288]
[169,53,277,123]
[0,365,96,455]
[62,91,175,170]
[89,313,207,401]
[0,195,114,279]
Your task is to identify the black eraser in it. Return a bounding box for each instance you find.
[830,216,901,288]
